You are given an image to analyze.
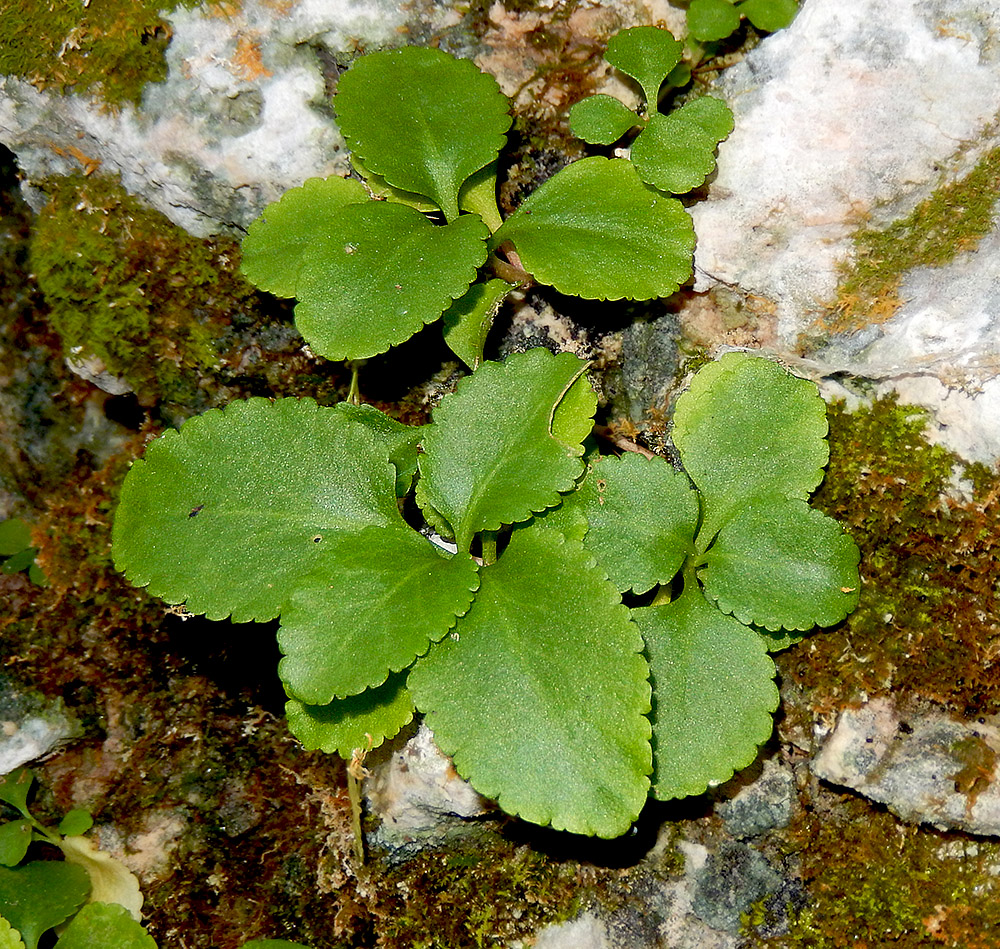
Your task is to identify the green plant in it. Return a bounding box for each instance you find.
[686,0,798,45]
[0,520,46,587]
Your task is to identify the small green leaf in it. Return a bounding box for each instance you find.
[277,526,479,703]
[409,527,651,837]
[0,551,35,576]
[739,0,797,32]
[568,95,640,146]
[550,365,599,449]
[687,0,742,41]
[700,498,861,631]
[57,810,92,838]
[0,772,32,820]
[605,26,684,109]
[349,155,438,213]
[239,177,369,298]
[672,353,829,542]
[295,201,489,361]
[333,403,423,499]
[568,453,699,594]
[419,349,594,551]
[0,521,30,558]
[635,588,778,800]
[521,503,589,544]
[0,862,90,949]
[54,903,155,949]
[492,157,695,301]
[113,398,402,623]
[458,162,504,233]
[25,566,46,588]
[442,279,515,370]
[0,825,31,869]
[335,47,511,222]
[0,916,25,949]
[285,672,414,758]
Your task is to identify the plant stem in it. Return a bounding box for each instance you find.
[347,361,364,406]
[481,531,497,566]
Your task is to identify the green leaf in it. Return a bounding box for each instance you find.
[521,502,589,544]
[349,155,438,213]
[332,403,423,499]
[335,46,512,222]
[631,97,733,194]
[277,526,479,703]
[0,551,35,576]
[239,177,369,298]
[634,589,778,800]
[285,672,414,757]
[57,810,92,838]
[294,201,489,361]
[0,772,32,820]
[458,162,504,233]
[0,825,31,869]
[568,95,640,146]
[492,157,695,301]
[0,862,90,949]
[739,0,797,32]
[605,26,684,109]
[687,0,742,41]
[419,349,594,551]
[700,498,861,631]
[409,527,651,837]
[113,398,402,623]
[442,278,514,370]
[672,353,830,542]
[568,453,699,594]
[54,903,155,949]
[550,365,599,449]
[0,916,25,949]
[0,521,30,557]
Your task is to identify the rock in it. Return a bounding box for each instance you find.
[531,912,611,949]
[717,758,795,839]
[0,674,83,775]
[689,839,784,935]
[812,697,1000,836]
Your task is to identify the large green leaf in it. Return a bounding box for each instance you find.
[285,672,415,757]
[634,589,778,800]
[333,403,423,498]
[0,862,90,949]
[239,177,369,298]
[113,398,401,623]
[419,349,594,551]
[605,26,683,109]
[687,0,742,41]
[277,526,479,703]
[294,202,489,361]
[672,353,829,543]
[335,46,512,222]
[568,95,640,146]
[54,903,154,949]
[408,527,651,837]
[492,157,694,301]
[567,453,699,594]
[700,497,861,631]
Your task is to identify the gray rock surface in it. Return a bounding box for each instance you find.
[0,675,83,775]
[717,758,795,839]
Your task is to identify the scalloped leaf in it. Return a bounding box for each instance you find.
[0,916,24,949]
[285,672,414,757]
[408,527,651,837]
[631,97,734,194]
[54,903,155,949]
[294,201,489,361]
[568,453,699,594]
[551,365,598,449]
[333,403,423,498]
[605,26,683,109]
[700,497,861,631]
[59,835,142,921]
[277,526,479,703]
[240,177,369,298]
[335,46,512,222]
[568,95,640,146]
[492,157,694,301]
[634,588,778,800]
[672,353,829,543]
[113,398,401,623]
[687,0,742,42]
[0,862,90,949]
[740,0,797,32]
[442,278,514,370]
[419,349,594,551]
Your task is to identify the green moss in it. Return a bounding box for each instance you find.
[0,0,199,108]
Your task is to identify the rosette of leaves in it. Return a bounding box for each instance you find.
[687,0,798,43]
[567,26,734,194]
[240,29,703,371]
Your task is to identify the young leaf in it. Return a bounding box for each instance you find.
[672,353,829,542]
[333,403,423,498]
[277,526,479,703]
[0,862,90,949]
[408,527,651,837]
[54,903,155,949]
[285,672,415,757]
[57,810,93,838]
[349,155,438,212]
[566,453,699,594]
[0,825,31,869]
[604,26,684,109]
[0,916,24,949]
[740,0,798,32]
[239,177,369,298]
[335,46,512,222]
[59,835,143,921]
[295,202,489,361]
[687,0,742,42]
[634,588,778,800]
[0,773,31,820]
[442,278,515,370]
[568,95,640,146]
[699,498,861,631]
[458,162,504,233]
[113,398,402,623]
[492,157,695,301]
[0,521,31,557]
[419,349,595,551]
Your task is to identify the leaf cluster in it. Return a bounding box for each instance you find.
[0,521,46,588]
[686,0,798,44]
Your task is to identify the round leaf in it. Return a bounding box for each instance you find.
[492,157,695,301]
[672,352,830,542]
[700,498,861,631]
[0,862,90,949]
[56,810,93,838]
[0,521,31,557]
[687,0,742,42]
[277,526,479,703]
[113,398,401,623]
[605,26,684,108]
[295,201,489,361]
[0,825,31,869]
[408,527,651,837]
[0,772,32,820]
[239,177,369,298]
[335,46,512,222]
[54,903,155,949]
[568,95,640,145]
[739,0,798,32]
[419,349,594,550]
[635,589,778,800]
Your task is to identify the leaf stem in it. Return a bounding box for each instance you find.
[347,360,364,406]
[480,531,497,566]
